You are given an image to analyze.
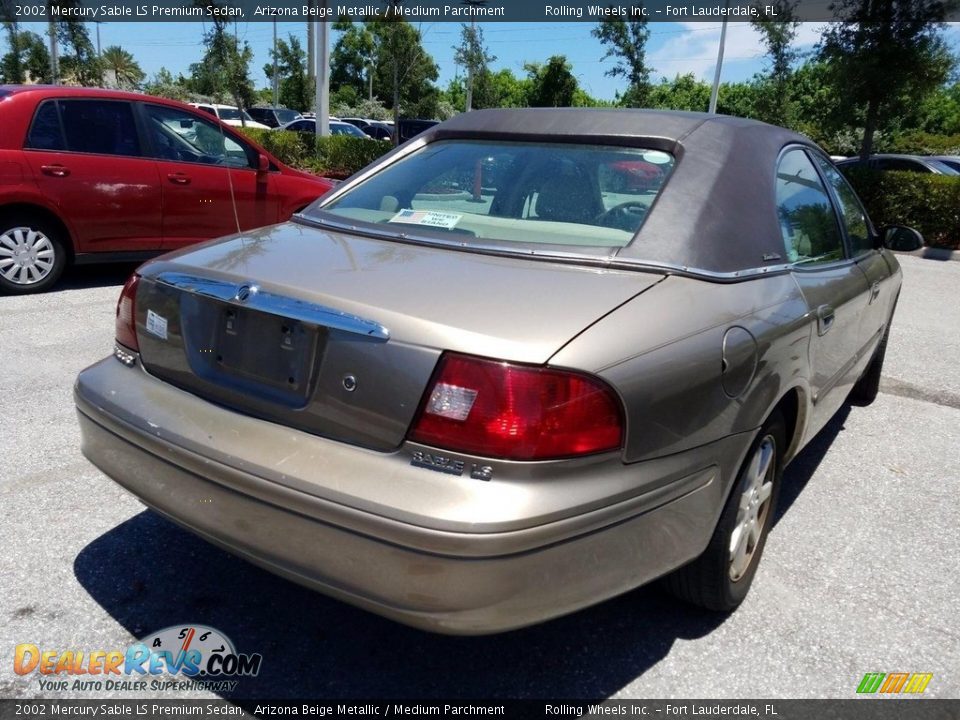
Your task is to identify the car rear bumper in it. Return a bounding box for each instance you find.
[75,356,753,634]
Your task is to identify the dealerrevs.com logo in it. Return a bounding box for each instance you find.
[14,625,262,693]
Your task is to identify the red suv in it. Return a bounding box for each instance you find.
[0,86,334,294]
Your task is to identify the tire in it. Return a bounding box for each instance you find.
[663,410,785,612]
[850,326,889,406]
[0,215,68,295]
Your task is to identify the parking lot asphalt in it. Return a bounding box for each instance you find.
[1,255,958,701]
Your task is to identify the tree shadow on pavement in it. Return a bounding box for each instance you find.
[75,510,727,700]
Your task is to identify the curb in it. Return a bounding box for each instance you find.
[892,247,960,262]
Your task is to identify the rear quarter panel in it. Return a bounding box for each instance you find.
[549,273,813,464]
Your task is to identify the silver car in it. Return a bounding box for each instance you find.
[75,109,921,634]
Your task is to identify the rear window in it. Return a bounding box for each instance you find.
[317,140,675,251]
[27,100,141,156]
[275,109,299,124]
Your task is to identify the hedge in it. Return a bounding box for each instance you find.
[843,168,960,249]
[237,127,391,180]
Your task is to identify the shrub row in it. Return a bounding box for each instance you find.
[237,127,392,180]
[844,168,960,249]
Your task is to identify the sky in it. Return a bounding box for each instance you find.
[4,21,960,102]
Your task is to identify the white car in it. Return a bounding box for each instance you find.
[189,103,271,130]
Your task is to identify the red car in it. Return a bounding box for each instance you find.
[0,86,334,294]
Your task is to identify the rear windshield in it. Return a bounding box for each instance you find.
[316,140,674,251]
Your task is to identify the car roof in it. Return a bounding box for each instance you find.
[404,108,817,275]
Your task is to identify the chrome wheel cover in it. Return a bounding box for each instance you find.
[729,435,776,582]
[0,227,56,285]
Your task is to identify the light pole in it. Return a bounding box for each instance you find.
[47,16,59,85]
[708,14,729,114]
[314,14,330,138]
[272,20,279,106]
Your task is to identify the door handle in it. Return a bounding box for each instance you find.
[816,304,835,336]
[869,282,881,304]
[167,173,191,185]
[40,164,70,177]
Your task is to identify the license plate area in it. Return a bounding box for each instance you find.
[213,305,321,399]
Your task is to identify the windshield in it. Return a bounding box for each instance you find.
[928,159,960,175]
[217,107,253,122]
[331,123,368,137]
[275,109,300,124]
[317,140,674,251]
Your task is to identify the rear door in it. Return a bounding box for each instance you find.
[777,148,870,433]
[811,153,894,357]
[139,103,281,249]
[22,98,162,253]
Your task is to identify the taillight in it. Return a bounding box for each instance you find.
[115,273,140,352]
[408,353,624,461]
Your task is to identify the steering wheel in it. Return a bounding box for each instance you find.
[596,201,649,231]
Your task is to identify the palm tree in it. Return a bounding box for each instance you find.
[100,45,145,90]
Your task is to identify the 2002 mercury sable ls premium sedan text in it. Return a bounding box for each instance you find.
[75,109,922,634]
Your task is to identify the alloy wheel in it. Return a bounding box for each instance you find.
[729,435,776,582]
[0,227,57,286]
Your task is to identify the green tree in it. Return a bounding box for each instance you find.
[264,35,311,111]
[43,2,100,85]
[453,22,495,111]
[750,0,800,125]
[526,55,578,107]
[143,67,190,101]
[369,16,440,128]
[188,17,256,118]
[646,73,711,112]
[100,45,144,90]
[331,19,376,100]
[592,20,652,107]
[818,0,956,160]
[1,23,51,83]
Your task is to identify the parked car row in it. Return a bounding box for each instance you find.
[0,86,334,294]
[836,153,960,175]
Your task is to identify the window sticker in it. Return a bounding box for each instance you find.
[389,209,462,230]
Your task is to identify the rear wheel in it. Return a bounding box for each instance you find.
[664,410,785,612]
[0,216,68,294]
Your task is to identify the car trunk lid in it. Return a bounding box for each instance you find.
[133,223,663,451]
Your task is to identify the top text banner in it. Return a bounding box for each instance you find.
[7,0,955,23]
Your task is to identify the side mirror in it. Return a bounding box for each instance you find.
[881,225,924,252]
[257,153,270,173]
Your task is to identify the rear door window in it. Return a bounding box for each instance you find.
[58,100,142,157]
[776,149,845,265]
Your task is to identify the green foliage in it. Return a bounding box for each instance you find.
[750,1,800,125]
[331,20,376,99]
[187,17,256,111]
[844,168,960,249]
[818,0,955,159]
[592,20,651,107]
[882,131,960,155]
[101,46,145,90]
[1,24,50,84]
[526,56,578,108]
[311,135,393,179]
[236,128,391,180]
[143,67,191,102]
[264,35,312,112]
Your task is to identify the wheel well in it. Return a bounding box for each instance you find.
[0,203,75,262]
[773,387,805,464]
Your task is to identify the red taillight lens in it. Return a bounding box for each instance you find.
[408,354,624,461]
[115,273,140,351]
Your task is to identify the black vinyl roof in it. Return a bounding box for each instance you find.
[420,108,821,276]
